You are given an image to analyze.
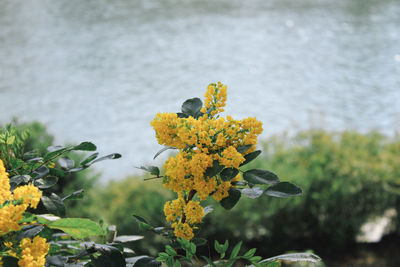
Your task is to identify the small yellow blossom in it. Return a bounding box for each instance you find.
[18,236,49,267]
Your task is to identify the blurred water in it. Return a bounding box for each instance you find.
[1,0,399,181]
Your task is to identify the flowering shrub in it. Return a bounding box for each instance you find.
[135,82,320,266]
[0,82,321,267]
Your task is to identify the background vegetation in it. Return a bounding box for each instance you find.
[11,121,400,266]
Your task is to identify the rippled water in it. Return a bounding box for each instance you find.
[1,0,400,180]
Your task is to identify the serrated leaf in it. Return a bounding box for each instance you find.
[153,146,176,160]
[264,182,302,198]
[220,168,239,181]
[47,218,104,240]
[220,188,241,210]
[243,169,280,185]
[241,187,264,199]
[240,150,261,166]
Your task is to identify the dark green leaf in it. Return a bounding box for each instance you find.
[181,97,203,118]
[205,160,224,178]
[177,112,189,118]
[136,166,160,176]
[58,156,74,169]
[264,182,302,198]
[236,145,252,154]
[62,189,84,201]
[46,256,68,267]
[45,146,66,161]
[129,256,161,267]
[114,235,144,243]
[192,238,207,247]
[241,187,264,199]
[240,150,261,166]
[80,153,99,166]
[259,253,321,263]
[220,168,239,181]
[34,176,58,189]
[33,165,49,179]
[220,188,241,210]
[153,146,176,160]
[231,181,247,186]
[17,225,44,240]
[41,193,66,216]
[91,153,121,164]
[132,215,150,224]
[73,142,97,151]
[1,256,19,267]
[9,175,30,190]
[243,169,280,185]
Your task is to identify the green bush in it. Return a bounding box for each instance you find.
[202,130,399,256]
[82,130,400,258]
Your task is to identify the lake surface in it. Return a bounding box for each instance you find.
[1,0,400,181]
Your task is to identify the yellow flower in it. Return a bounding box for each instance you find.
[172,222,194,241]
[18,236,49,267]
[151,82,263,240]
[13,184,42,209]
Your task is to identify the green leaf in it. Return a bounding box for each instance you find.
[62,189,84,201]
[243,169,280,185]
[154,146,176,160]
[136,166,160,176]
[192,238,207,247]
[236,145,252,154]
[9,175,30,190]
[46,256,68,267]
[201,256,217,267]
[128,256,161,266]
[230,241,242,259]
[58,156,74,169]
[241,187,264,199]
[264,182,302,198]
[114,235,144,243]
[240,150,261,166]
[73,142,97,151]
[17,225,44,240]
[47,218,104,239]
[33,165,49,179]
[133,214,151,225]
[41,193,66,216]
[1,256,19,267]
[181,97,203,118]
[259,253,321,263]
[177,112,189,118]
[165,245,177,256]
[80,153,99,166]
[34,176,58,189]
[220,168,239,181]
[175,260,182,267]
[44,146,67,161]
[243,248,257,259]
[91,153,121,164]
[220,188,241,210]
[205,160,224,178]
[90,244,126,267]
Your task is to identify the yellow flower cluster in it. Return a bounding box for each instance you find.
[18,236,49,267]
[151,83,263,240]
[0,159,49,266]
